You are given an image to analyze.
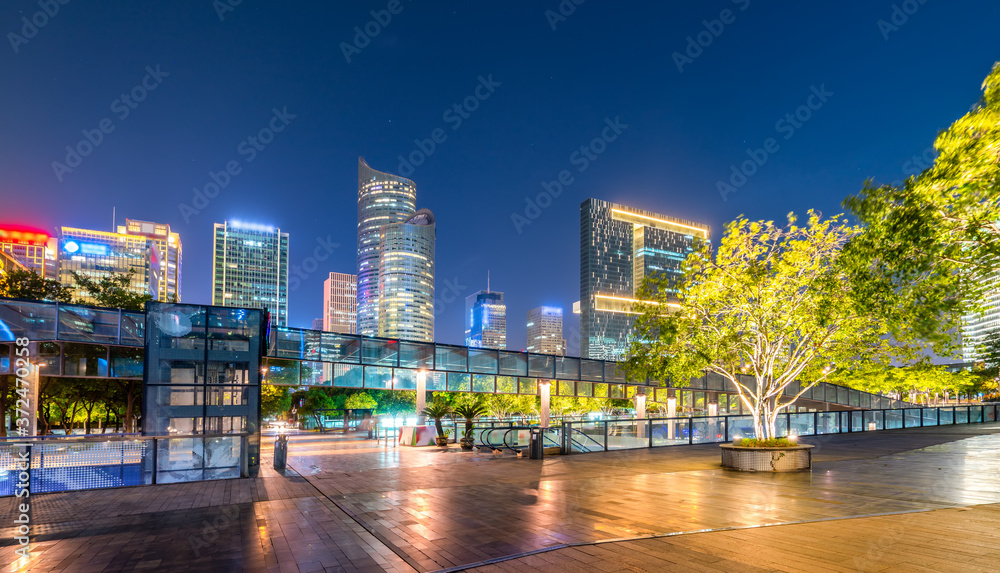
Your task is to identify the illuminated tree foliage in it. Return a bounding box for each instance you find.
[624,212,917,439]
[843,63,1000,352]
[72,270,152,311]
[0,269,72,302]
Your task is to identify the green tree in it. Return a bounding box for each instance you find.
[293,387,337,432]
[344,391,377,410]
[0,268,72,302]
[71,270,152,311]
[843,63,1000,351]
[261,384,292,419]
[624,212,918,440]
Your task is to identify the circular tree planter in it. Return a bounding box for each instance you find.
[720,443,814,472]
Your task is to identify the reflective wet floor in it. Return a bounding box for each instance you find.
[2,423,999,572]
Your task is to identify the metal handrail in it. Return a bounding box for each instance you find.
[0,432,248,445]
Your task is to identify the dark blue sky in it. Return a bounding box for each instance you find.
[2,1,998,352]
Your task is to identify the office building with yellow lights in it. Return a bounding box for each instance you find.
[580,198,709,360]
[323,272,358,334]
[0,227,57,279]
[377,209,435,342]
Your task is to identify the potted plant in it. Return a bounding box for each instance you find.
[422,401,453,447]
[454,402,487,451]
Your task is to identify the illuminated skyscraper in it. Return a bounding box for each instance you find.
[962,284,1000,363]
[357,157,416,336]
[212,220,289,326]
[378,209,435,342]
[323,272,357,334]
[527,306,565,355]
[580,198,709,360]
[116,219,182,302]
[465,289,507,349]
[59,222,180,304]
[0,227,57,279]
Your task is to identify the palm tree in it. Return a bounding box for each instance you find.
[453,402,487,449]
[422,400,453,445]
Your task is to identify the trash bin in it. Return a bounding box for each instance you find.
[273,433,288,471]
[529,428,544,460]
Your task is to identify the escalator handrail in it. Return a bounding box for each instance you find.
[567,426,605,451]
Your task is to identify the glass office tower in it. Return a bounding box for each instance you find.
[377,209,435,342]
[212,221,289,327]
[580,198,710,360]
[117,219,182,302]
[527,306,565,355]
[357,157,416,336]
[466,290,507,349]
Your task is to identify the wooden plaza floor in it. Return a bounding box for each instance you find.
[1,423,998,572]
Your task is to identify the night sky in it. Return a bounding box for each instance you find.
[2,1,998,353]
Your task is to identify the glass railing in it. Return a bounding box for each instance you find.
[560,404,1000,454]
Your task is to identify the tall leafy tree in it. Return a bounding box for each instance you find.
[0,268,72,302]
[261,384,292,419]
[71,270,152,311]
[843,63,1000,351]
[624,212,919,439]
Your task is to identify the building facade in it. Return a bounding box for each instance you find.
[526,306,565,355]
[465,290,507,349]
[357,157,416,336]
[59,227,152,304]
[117,219,182,302]
[377,209,435,342]
[0,228,57,279]
[580,198,709,360]
[212,221,289,327]
[961,284,1000,363]
[323,272,357,334]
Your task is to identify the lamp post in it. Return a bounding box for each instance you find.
[416,370,427,425]
[539,381,551,428]
[635,390,647,439]
[667,395,677,440]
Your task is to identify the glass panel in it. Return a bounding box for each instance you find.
[398,341,433,369]
[555,357,580,380]
[263,358,300,385]
[607,420,644,450]
[62,342,109,377]
[300,361,326,386]
[469,348,499,374]
[302,330,322,362]
[0,301,56,341]
[334,363,363,388]
[320,332,361,363]
[496,376,518,394]
[558,380,575,396]
[788,413,814,436]
[120,311,145,346]
[971,405,983,423]
[364,366,393,389]
[394,369,417,390]
[580,359,604,382]
[922,408,938,426]
[849,389,860,407]
[885,409,903,429]
[577,382,593,397]
[426,371,447,391]
[605,362,626,383]
[956,407,969,424]
[593,383,608,398]
[528,354,555,378]
[518,378,537,395]
[498,351,527,376]
[110,346,144,378]
[271,327,303,359]
[57,306,119,344]
[940,407,954,425]
[609,384,625,399]
[817,412,839,434]
[904,408,922,428]
[651,418,690,446]
[447,372,471,392]
[693,417,726,443]
[362,338,398,367]
[435,345,468,372]
[472,374,495,393]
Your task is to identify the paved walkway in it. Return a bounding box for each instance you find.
[1,423,998,571]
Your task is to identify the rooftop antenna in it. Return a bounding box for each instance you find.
[487,269,490,293]
[112,206,116,231]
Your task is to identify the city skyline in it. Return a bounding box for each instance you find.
[3,2,997,352]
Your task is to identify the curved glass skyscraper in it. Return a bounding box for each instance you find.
[378,209,435,342]
[357,157,416,336]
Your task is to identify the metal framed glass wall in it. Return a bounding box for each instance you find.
[142,302,265,478]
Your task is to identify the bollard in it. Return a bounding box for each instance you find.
[273,433,288,471]
[529,428,544,460]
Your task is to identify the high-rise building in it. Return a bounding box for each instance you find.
[466,290,507,349]
[357,157,416,336]
[311,318,324,331]
[0,227,58,279]
[116,219,182,302]
[323,272,357,334]
[59,225,174,304]
[580,198,710,360]
[378,209,435,342]
[212,220,289,327]
[527,306,565,355]
[961,286,1000,363]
